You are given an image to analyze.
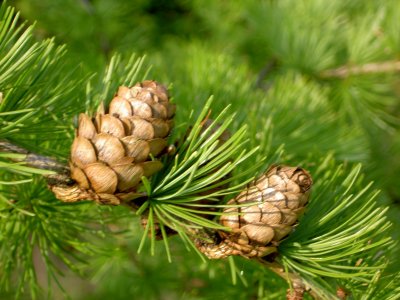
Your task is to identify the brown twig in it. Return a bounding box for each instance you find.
[0,139,76,194]
[0,140,69,175]
[256,59,278,90]
[319,60,400,79]
[256,259,319,300]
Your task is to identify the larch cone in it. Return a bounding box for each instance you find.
[197,165,312,259]
[50,80,175,205]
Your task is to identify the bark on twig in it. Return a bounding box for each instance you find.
[320,60,400,79]
[0,139,75,193]
[257,259,319,300]
[256,59,278,89]
[0,140,69,175]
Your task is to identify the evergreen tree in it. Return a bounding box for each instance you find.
[1,1,400,299]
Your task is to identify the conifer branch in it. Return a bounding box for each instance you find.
[320,60,400,78]
[256,59,278,89]
[0,139,68,174]
[2,1,399,298]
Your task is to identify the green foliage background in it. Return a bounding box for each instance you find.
[1,0,400,299]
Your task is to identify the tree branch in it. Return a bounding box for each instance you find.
[0,139,321,299]
[0,139,147,207]
[319,60,400,79]
[256,59,278,89]
[0,140,69,174]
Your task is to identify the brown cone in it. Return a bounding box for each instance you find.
[51,80,175,205]
[198,165,312,259]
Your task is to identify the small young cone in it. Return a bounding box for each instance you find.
[198,165,312,259]
[51,80,175,205]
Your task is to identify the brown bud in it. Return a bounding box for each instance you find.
[337,287,348,300]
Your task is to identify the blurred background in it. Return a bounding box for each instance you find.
[3,0,400,299]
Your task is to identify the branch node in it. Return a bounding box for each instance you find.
[320,60,400,79]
